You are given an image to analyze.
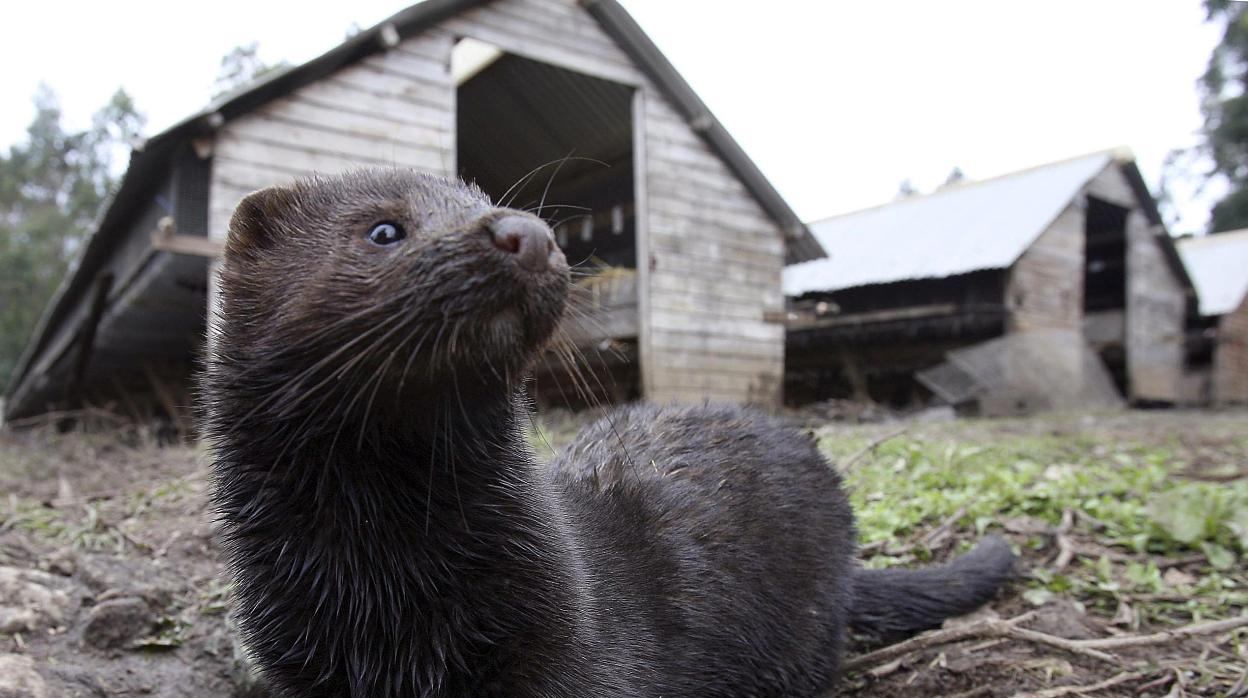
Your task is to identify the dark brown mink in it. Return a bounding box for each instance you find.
[200,168,1015,697]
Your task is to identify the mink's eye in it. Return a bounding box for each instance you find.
[367,222,405,246]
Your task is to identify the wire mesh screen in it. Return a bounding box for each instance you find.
[917,329,1123,416]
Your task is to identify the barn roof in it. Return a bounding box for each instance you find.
[785,152,1115,296]
[1178,228,1248,317]
[5,0,821,412]
[785,150,1138,297]
[147,0,819,258]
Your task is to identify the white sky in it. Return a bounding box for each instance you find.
[0,1,1224,233]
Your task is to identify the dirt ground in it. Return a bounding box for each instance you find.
[0,408,1245,697]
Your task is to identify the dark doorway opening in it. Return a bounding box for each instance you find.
[454,41,640,407]
[1083,195,1130,395]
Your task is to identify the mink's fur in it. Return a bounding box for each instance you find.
[201,169,1014,697]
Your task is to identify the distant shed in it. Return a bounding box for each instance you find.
[4,0,822,423]
[1177,229,1248,405]
[784,151,1197,409]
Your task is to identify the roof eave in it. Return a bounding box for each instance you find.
[581,0,824,263]
[1115,159,1197,297]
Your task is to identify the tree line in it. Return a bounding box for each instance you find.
[0,45,282,390]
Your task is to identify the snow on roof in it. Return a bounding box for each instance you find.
[784,151,1117,297]
[1177,228,1248,317]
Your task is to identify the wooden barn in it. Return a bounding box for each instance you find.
[783,150,1197,411]
[1178,229,1248,405]
[3,0,823,423]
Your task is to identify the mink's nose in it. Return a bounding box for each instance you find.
[489,215,559,272]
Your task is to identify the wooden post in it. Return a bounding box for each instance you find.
[70,272,115,404]
[631,87,653,401]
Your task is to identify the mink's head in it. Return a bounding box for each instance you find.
[207,169,568,426]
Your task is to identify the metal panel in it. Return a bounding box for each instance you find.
[1177,228,1248,317]
[785,152,1114,296]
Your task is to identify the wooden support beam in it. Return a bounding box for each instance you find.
[150,216,225,258]
[70,272,115,402]
[786,303,960,332]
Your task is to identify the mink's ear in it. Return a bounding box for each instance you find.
[226,185,293,256]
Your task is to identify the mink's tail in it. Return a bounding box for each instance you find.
[849,535,1016,643]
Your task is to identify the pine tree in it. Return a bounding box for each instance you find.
[0,85,144,386]
[1200,0,1248,232]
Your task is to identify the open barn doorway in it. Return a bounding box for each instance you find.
[1082,196,1130,396]
[453,39,640,408]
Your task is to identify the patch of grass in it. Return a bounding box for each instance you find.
[823,419,1248,632]
[196,578,232,616]
[133,615,191,651]
[825,428,1248,561]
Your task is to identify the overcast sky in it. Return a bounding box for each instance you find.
[0,1,1224,233]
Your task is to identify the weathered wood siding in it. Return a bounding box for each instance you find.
[207,34,457,242]
[1215,293,1248,404]
[453,0,785,405]
[1006,203,1084,332]
[639,95,785,406]
[207,0,790,407]
[1125,210,1185,402]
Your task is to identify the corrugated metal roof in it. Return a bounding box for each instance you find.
[784,151,1116,297]
[1178,228,1248,317]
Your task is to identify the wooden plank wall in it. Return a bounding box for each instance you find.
[207,0,789,407]
[207,33,457,242]
[1214,292,1248,404]
[1125,209,1186,402]
[641,94,785,405]
[449,0,786,405]
[1006,203,1084,332]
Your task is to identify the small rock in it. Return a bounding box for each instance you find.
[41,665,108,696]
[81,597,152,650]
[44,548,76,577]
[1029,599,1100,640]
[76,557,127,594]
[0,567,71,634]
[1163,567,1197,588]
[0,654,48,698]
[76,556,173,611]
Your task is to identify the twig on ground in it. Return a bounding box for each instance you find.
[838,427,909,472]
[879,506,969,558]
[946,687,996,698]
[1228,661,1248,696]
[920,506,968,550]
[1009,670,1151,698]
[1135,671,1175,694]
[842,611,1118,674]
[1073,509,1109,531]
[1076,614,1248,651]
[1154,552,1208,569]
[1052,508,1075,571]
[1172,467,1248,483]
[846,613,1248,682]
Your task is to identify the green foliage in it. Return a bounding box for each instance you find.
[213,42,289,99]
[829,430,1248,559]
[828,423,1248,624]
[1199,1,1248,231]
[1147,482,1248,554]
[0,85,144,387]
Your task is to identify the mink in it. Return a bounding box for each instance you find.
[201,168,1014,697]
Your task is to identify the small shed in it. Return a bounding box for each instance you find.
[783,150,1197,410]
[4,0,823,423]
[1177,229,1248,405]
